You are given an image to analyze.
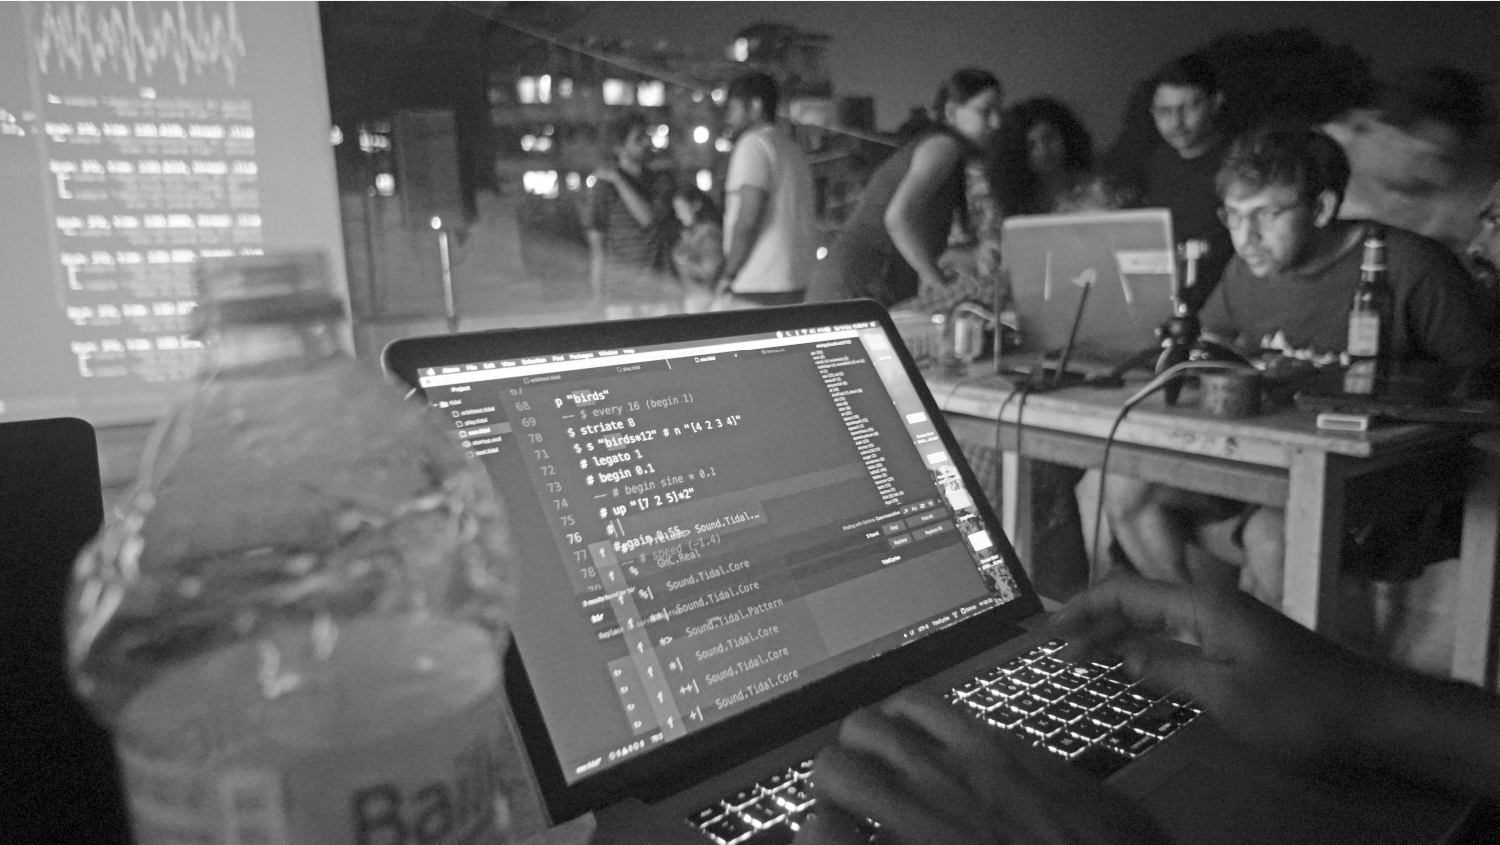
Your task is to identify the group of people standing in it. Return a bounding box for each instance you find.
[587,55,1246,324]
[586,72,816,318]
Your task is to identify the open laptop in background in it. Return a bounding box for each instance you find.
[384,300,1471,845]
[1003,209,1179,374]
[0,418,132,845]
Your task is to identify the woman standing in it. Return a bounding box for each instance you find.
[807,68,1003,308]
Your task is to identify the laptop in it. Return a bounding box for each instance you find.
[1003,209,1179,370]
[383,300,1471,845]
[0,418,132,845]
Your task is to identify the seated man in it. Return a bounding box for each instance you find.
[797,574,1500,844]
[1103,128,1500,605]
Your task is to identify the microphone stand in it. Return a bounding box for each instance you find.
[1052,281,1091,388]
[1155,239,1206,406]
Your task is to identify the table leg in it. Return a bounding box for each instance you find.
[1282,448,1345,633]
[1454,438,1500,688]
[1002,451,1039,581]
[1001,449,1019,541]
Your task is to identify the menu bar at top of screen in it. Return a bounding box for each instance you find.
[416,322,882,388]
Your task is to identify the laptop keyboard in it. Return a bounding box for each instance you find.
[687,639,1202,845]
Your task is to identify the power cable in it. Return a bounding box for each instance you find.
[1087,360,1260,576]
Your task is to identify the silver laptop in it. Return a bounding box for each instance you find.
[383,300,1471,845]
[1003,208,1179,367]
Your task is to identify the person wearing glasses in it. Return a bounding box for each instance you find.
[807,68,1003,308]
[1102,127,1500,607]
[1108,55,1235,311]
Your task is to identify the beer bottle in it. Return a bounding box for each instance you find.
[1344,228,1393,394]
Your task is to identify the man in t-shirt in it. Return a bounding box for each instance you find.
[1103,128,1500,604]
[1115,55,1234,310]
[714,71,816,308]
[587,113,677,319]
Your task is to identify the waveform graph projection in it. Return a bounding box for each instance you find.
[32,1,247,86]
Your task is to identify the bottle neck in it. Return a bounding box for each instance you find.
[203,318,349,374]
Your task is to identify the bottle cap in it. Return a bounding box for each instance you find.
[195,251,344,326]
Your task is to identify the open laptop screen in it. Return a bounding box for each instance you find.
[393,306,1033,794]
[1003,208,1178,364]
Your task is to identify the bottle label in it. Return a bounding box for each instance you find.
[113,618,545,845]
[119,679,519,845]
[1343,360,1378,395]
[1347,313,1381,357]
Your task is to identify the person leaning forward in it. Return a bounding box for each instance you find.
[1100,128,1500,606]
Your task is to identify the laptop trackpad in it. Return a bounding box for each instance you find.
[1141,761,1456,845]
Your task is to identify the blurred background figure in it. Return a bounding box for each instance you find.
[713,71,816,310]
[671,184,724,313]
[1324,65,1500,262]
[586,112,680,319]
[1468,177,1500,293]
[1105,55,1234,311]
[993,96,1114,215]
[807,68,1003,309]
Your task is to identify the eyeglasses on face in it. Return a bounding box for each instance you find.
[1217,203,1302,231]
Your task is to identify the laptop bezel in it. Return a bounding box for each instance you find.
[382,300,1044,822]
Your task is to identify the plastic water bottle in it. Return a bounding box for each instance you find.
[67,252,534,845]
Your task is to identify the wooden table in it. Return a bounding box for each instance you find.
[926,366,1500,687]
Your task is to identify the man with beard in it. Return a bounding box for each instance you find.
[587,112,678,319]
[1112,55,1235,310]
[713,71,816,309]
[1467,177,1500,292]
[1102,128,1500,605]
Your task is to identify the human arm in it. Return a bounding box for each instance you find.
[592,165,656,228]
[1194,267,1239,346]
[795,688,1166,845]
[884,134,964,299]
[1051,574,1500,801]
[719,185,768,296]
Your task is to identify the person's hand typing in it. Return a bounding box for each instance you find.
[1050,574,1371,764]
[794,688,1166,845]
